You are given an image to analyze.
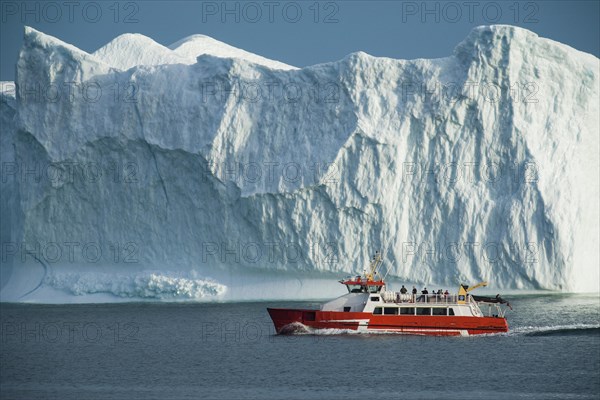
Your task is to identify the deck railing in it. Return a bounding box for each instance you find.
[381,292,473,305]
[379,291,508,317]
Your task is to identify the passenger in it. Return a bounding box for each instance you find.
[444,289,449,296]
[412,286,417,295]
[400,285,407,294]
[422,288,428,294]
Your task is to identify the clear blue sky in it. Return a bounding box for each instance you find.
[1,0,599,81]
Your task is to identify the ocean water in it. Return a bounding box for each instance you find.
[1,294,599,400]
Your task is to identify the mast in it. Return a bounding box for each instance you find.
[366,251,383,281]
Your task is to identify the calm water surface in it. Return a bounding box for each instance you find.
[1,294,599,400]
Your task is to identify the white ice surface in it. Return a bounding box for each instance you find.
[1,26,598,302]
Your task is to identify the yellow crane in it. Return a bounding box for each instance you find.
[365,251,383,281]
[457,281,488,304]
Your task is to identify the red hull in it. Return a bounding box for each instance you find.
[267,308,508,336]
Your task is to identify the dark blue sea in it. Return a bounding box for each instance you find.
[1,294,599,400]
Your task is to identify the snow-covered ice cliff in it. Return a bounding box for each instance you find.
[1,25,598,302]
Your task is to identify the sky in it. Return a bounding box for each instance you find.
[0,0,599,81]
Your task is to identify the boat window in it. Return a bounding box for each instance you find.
[368,286,380,293]
[384,308,399,315]
[370,296,380,302]
[432,308,447,316]
[400,307,415,315]
[346,284,363,293]
[416,308,431,316]
[343,306,351,312]
[449,308,455,316]
[373,307,382,315]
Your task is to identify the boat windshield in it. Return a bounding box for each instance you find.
[346,284,364,293]
[367,285,382,293]
[345,284,383,293]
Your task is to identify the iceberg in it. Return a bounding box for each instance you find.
[1,25,598,302]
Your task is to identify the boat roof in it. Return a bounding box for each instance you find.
[340,279,385,286]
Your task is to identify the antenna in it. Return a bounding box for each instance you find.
[380,241,398,283]
[366,250,382,280]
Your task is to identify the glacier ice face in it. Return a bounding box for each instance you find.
[1,25,598,302]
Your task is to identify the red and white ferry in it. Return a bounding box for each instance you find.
[268,252,511,336]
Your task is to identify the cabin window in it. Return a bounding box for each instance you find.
[416,308,431,316]
[432,308,447,316]
[384,308,399,315]
[373,307,382,315]
[449,308,455,316]
[400,307,415,315]
[346,284,363,293]
[368,286,380,293]
[370,296,380,302]
[343,307,351,312]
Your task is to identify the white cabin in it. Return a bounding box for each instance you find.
[322,285,487,317]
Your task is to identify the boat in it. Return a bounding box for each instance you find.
[267,251,511,336]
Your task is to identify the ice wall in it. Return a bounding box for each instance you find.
[1,25,598,302]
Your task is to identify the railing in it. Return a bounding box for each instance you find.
[479,301,506,318]
[381,292,474,305]
[379,291,512,318]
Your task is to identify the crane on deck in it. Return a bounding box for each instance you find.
[457,281,488,304]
